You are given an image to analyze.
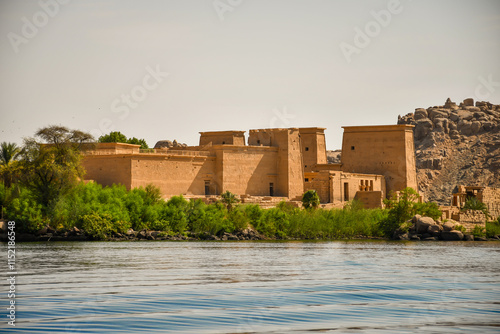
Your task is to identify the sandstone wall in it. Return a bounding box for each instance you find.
[199,131,246,146]
[354,191,384,209]
[299,128,327,172]
[82,155,132,189]
[248,128,304,200]
[480,187,500,220]
[214,146,279,196]
[457,210,486,224]
[304,171,330,203]
[341,125,417,196]
[130,154,216,197]
[304,171,385,204]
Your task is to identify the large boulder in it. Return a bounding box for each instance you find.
[442,221,455,232]
[457,110,474,121]
[471,121,482,134]
[414,109,428,120]
[415,216,437,234]
[415,119,434,140]
[428,109,448,121]
[441,230,464,241]
[428,224,443,236]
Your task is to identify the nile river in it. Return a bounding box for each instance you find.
[1,241,500,333]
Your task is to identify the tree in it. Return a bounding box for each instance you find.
[220,191,239,211]
[0,142,20,165]
[381,187,441,237]
[302,190,320,209]
[18,125,95,213]
[99,131,127,144]
[0,142,21,188]
[127,137,149,149]
[462,197,489,217]
[99,131,149,149]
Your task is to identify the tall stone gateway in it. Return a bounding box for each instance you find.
[340,125,417,196]
[248,128,304,200]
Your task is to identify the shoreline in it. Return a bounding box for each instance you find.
[2,229,499,243]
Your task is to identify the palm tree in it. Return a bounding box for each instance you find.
[0,142,20,165]
[220,191,239,211]
[0,142,21,188]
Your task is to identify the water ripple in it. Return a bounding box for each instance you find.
[1,241,500,333]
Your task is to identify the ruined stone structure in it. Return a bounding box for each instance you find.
[451,185,500,221]
[82,125,417,208]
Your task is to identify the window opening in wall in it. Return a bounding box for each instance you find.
[204,181,210,196]
[305,178,309,182]
[351,146,355,150]
[222,141,225,144]
[344,182,349,201]
[305,147,309,151]
[269,183,274,196]
[257,140,260,144]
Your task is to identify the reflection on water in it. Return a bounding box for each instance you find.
[1,241,500,333]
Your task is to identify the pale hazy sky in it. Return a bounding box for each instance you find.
[1,0,499,149]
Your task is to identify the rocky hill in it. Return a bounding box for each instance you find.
[398,98,500,204]
[327,98,500,205]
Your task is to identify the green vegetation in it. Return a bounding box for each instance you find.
[471,225,486,238]
[302,190,320,209]
[0,142,21,188]
[220,190,239,211]
[454,224,467,233]
[462,197,489,217]
[379,187,441,237]
[98,131,149,149]
[486,219,500,238]
[17,125,95,214]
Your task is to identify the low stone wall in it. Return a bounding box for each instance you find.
[449,209,486,232]
[182,194,296,209]
[354,191,384,209]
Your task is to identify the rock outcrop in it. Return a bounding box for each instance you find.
[397,98,500,204]
[154,139,188,149]
[326,149,342,164]
[392,215,492,241]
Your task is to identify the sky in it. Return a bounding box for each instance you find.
[1,0,499,150]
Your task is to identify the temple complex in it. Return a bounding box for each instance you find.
[82,124,417,208]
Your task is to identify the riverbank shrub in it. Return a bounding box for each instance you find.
[81,212,131,240]
[380,187,441,238]
[2,180,446,240]
[3,185,45,233]
[486,220,500,238]
[471,225,486,238]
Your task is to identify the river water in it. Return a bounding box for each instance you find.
[1,241,500,333]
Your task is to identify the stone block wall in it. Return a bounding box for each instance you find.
[341,125,417,196]
[354,191,384,209]
[480,187,500,221]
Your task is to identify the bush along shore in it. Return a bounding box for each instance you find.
[1,183,500,242]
